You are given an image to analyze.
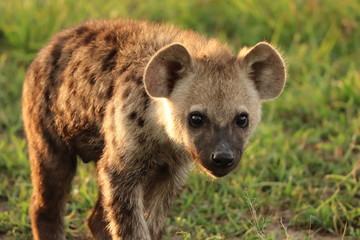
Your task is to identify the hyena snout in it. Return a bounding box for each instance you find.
[195,138,243,178]
[211,151,235,168]
[190,127,245,177]
[208,144,242,177]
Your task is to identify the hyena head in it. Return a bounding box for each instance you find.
[144,42,286,177]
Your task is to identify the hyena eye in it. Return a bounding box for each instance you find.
[236,113,249,128]
[189,112,204,128]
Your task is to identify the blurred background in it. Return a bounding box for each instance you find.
[0,0,359,239]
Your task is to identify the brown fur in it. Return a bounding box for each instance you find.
[22,19,286,240]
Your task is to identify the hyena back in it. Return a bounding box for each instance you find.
[22,19,286,240]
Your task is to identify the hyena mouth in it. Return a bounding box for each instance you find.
[188,147,241,178]
[206,156,240,178]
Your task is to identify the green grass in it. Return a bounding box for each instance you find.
[0,0,359,239]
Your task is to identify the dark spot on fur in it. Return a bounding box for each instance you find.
[89,44,97,55]
[27,105,34,115]
[70,61,81,77]
[83,66,90,74]
[82,31,98,45]
[99,106,105,119]
[143,98,150,111]
[124,74,133,83]
[76,26,89,35]
[106,85,114,99]
[102,49,118,72]
[135,77,143,85]
[68,79,74,89]
[49,45,63,85]
[215,64,226,72]
[99,111,105,121]
[58,109,65,117]
[60,34,73,42]
[104,33,118,45]
[119,62,131,75]
[89,73,96,85]
[66,51,73,61]
[129,111,137,120]
[45,106,51,115]
[48,36,71,88]
[122,87,131,100]
[44,89,50,102]
[142,91,150,110]
[50,44,62,68]
[137,118,145,127]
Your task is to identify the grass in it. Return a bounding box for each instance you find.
[0,0,359,239]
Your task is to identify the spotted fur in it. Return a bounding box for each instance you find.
[22,19,286,240]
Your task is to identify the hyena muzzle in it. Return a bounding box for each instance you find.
[22,19,286,240]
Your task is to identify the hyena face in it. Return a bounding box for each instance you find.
[145,43,285,177]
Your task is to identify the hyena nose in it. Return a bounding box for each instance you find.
[211,152,234,168]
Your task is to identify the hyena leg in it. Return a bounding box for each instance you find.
[28,132,77,240]
[144,163,190,240]
[97,155,151,240]
[87,192,111,240]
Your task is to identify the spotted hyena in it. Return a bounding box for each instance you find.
[22,19,286,240]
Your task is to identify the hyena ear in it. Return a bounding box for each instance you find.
[144,43,192,98]
[239,42,286,100]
